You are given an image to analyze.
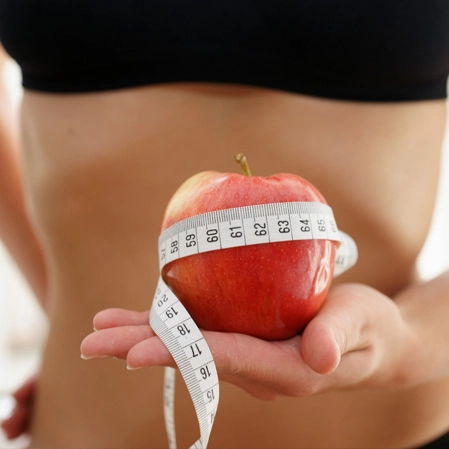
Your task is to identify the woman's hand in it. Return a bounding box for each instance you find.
[1,373,37,440]
[80,283,414,399]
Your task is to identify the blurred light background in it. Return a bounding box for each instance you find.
[0,58,448,448]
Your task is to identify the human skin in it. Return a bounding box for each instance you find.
[0,49,47,440]
[5,81,449,448]
[0,48,47,304]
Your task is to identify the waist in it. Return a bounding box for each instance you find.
[20,84,449,449]
[19,85,447,296]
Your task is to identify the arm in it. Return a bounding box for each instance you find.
[392,270,449,386]
[0,48,47,441]
[0,47,47,306]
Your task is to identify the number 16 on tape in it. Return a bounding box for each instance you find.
[150,277,219,449]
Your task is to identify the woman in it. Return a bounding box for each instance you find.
[1,2,449,448]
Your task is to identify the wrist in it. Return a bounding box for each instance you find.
[390,271,449,387]
[383,315,422,388]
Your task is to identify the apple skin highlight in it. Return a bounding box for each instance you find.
[161,171,337,341]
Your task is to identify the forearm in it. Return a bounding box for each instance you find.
[394,268,449,386]
[0,92,47,307]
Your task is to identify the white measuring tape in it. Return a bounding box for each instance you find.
[150,201,358,449]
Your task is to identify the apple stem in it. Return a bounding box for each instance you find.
[234,153,252,176]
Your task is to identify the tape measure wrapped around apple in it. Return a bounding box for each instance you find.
[158,153,357,340]
[150,154,358,449]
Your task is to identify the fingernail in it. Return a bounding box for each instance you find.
[126,365,143,371]
[80,354,110,360]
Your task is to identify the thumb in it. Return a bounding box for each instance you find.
[300,319,341,375]
[300,284,371,375]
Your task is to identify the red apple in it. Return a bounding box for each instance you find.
[160,154,338,340]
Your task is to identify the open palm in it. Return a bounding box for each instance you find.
[81,283,408,399]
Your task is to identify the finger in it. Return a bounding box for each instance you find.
[93,309,150,330]
[301,284,374,375]
[80,325,155,359]
[1,403,30,440]
[124,331,263,371]
[124,331,249,371]
[126,336,176,369]
[125,331,251,371]
[300,319,341,375]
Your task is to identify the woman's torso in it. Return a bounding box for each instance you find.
[18,84,449,448]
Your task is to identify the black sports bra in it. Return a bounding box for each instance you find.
[1,1,449,101]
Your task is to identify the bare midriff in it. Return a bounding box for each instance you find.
[20,84,448,448]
